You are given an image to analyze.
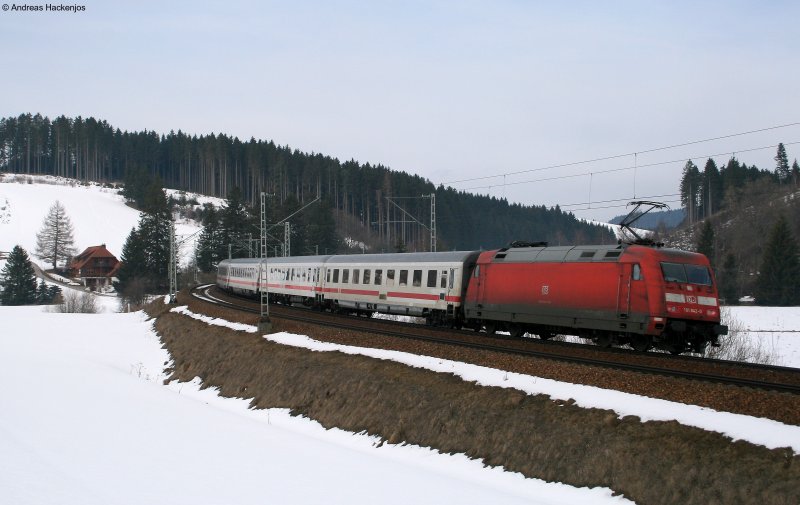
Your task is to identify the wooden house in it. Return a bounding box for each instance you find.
[68,244,121,289]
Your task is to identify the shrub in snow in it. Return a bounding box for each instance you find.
[702,307,779,364]
[56,290,99,314]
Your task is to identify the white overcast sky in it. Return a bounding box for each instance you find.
[2,0,799,221]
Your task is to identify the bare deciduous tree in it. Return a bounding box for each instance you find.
[34,200,77,270]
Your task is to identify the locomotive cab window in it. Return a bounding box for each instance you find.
[660,262,712,286]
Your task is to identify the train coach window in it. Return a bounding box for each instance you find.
[342,269,350,284]
[441,270,447,289]
[427,270,437,288]
[399,270,408,286]
[413,270,423,287]
[353,269,360,284]
[387,269,396,286]
[374,269,383,285]
[333,269,340,283]
[364,269,371,284]
[326,269,331,283]
[633,264,642,281]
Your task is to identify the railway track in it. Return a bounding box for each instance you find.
[191,284,800,395]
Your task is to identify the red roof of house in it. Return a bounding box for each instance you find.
[69,244,119,271]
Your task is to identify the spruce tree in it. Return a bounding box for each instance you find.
[115,227,148,293]
[0,245,38,305]
[34,200,77,270]
[220,187,253,259]
[755,215,800,305]
[792,159,800,186]
[775,143,790,183]
[696,220,715,268]
[679,160,701,223]
[197,204,223,271]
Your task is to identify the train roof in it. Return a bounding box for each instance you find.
[219,251,481,266]
[490,244,626,263]
[326,251,481,265]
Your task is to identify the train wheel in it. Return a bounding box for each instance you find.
[484,322,497,336]
[539,332,554,341]
[631,335,652,352]
[508,324,525,339]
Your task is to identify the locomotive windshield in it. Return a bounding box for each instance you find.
[660,262,712,286]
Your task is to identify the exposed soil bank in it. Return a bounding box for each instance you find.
[150,301,799,505]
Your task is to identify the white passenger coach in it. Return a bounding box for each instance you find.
[217,251,481,324]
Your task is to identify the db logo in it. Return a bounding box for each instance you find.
[541,285,549,295]
[686,295,697,304]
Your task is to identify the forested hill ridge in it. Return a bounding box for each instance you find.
[0,113,612,251]
[656,146,800,305]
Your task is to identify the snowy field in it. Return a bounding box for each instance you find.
[0,305,632,505]
[0,174,207,267]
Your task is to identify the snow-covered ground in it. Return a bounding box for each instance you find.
[0,305,632,505]
[2,174,800,503]
[0,174,206,268]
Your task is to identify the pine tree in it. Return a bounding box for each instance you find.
[755,215,800,305]
[0,245,38,305]
[115,227,148,293]
[775,143,790,183]
[220,187,253,259]
[34,279,61,304]
[114,185,173,294]
[679,160,701,224]
[34,200,77,270]
[197,204,223,271]
[305,199,341,255]
[792,159,800,187]
[696,220,715,268]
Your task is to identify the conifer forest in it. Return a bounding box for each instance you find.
[0,113,613,252]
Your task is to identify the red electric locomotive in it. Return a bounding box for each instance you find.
[463,241,727,353]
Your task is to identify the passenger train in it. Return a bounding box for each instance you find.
[217,242,728,354]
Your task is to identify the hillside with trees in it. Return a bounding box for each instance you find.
[661,144,800,305]
[0,113,612,252]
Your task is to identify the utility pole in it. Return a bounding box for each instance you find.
[167,220,177,304]
[258,191,271,333]
[284,221,291,257]
[430,192,436,252]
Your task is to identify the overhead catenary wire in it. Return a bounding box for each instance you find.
[442,122,800,186]
[458,139,800,193]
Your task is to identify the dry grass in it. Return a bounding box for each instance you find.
[703,307,780,364]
